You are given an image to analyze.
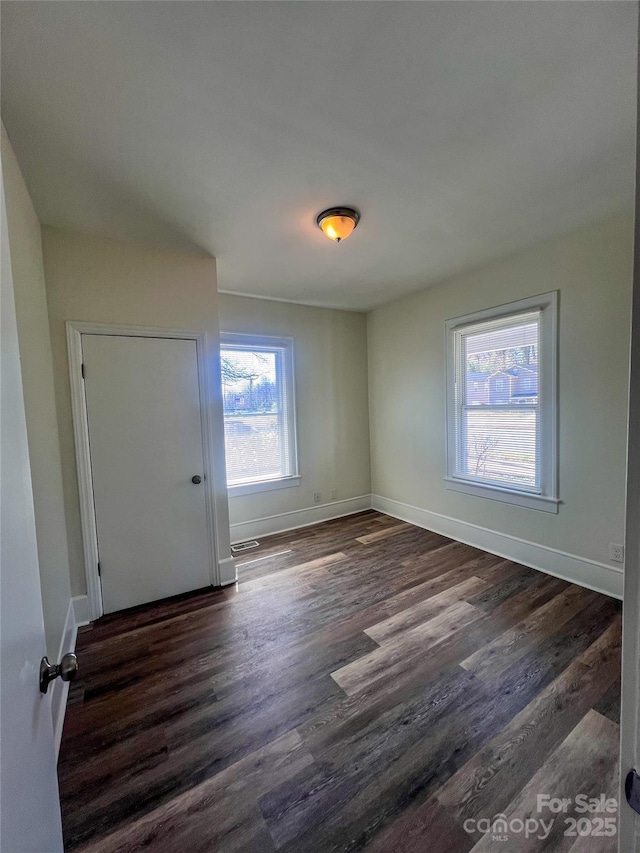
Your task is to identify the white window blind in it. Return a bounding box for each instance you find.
[445,293,558,512]
[220,335,297,490]
[454,311,540,490]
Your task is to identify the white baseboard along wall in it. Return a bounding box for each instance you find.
[228,492,622,598]
[229,495,373,544]
[370,494,623,600]
[50,598,79,759]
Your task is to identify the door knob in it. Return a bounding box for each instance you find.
[39,653,78,695]
[191,475,202,485]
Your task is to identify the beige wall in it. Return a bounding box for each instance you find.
[368,213,633,567]
[8,184,630,601]
[218,294,371,528]
[2,126,72,657]
[42,227,231,597]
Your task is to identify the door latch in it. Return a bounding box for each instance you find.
[39,653,79,695]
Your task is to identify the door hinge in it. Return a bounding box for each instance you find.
[81,363,85,379]
[97,561,101,577]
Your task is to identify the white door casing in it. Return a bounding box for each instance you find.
[68,322,235,621]
[81,334,214,614]
[0,155,64,852]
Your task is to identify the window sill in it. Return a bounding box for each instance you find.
[443,477,559,513]
[228,475,301,498]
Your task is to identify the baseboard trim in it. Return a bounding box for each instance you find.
[51,598,78,760]
[371,494,623,600]
[218,556,237,586]
[72,595,91,627]
[229,495,373,544]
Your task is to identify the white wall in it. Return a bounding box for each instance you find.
[368,214,633,591]
[217,294,371,538]
[43,227,232,597]
[1,125,72,659]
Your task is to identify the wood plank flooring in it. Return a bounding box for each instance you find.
[58,511,622,852]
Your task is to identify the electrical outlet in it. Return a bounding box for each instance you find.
[330,488,337,501]
[313,492,322,504]
[609,543,625,563]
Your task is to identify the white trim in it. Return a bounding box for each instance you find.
[217,288,366,314]
[67,323,102,620]
[371,494,623,600]
[226,493,621,602]
[443,477,560,513]
[229,495,372,544]
[218,556,237,586]
[51,599,77,761]
[228,475,301,497]
[445,291,558,510]
[66,321,223,621]
[72,595,91,628]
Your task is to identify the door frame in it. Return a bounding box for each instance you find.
[67,321,223,621]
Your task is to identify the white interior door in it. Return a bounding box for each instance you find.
[82,334,213,614]
[0,166,63,852]
[618,25,639,850]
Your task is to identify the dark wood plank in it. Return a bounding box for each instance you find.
[460,584,599,681]
[469,710,620,852]
[594,677,622,724]
[435,618,621,831]
[58,511,621,853]
[364,575,488,643]
[364,797,474,853]
[331,599,485,696]
[74,730,310,853]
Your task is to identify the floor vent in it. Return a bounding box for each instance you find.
[231,540,260,553]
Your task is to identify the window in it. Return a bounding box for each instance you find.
[220,334,299,496]
[445,292,558,512]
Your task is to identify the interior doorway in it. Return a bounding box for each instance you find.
[68,325,220,616]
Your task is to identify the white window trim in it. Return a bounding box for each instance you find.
[444,291,559,513]
[227,475,301,498]
[220,332,299,497]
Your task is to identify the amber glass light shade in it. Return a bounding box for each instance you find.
[316,207,360,243]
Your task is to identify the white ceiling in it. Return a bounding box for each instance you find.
[1,2,637,311]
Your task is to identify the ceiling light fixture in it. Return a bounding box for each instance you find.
[316,207,360,243]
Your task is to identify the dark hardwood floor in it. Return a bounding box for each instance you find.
[58,511,622,852]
